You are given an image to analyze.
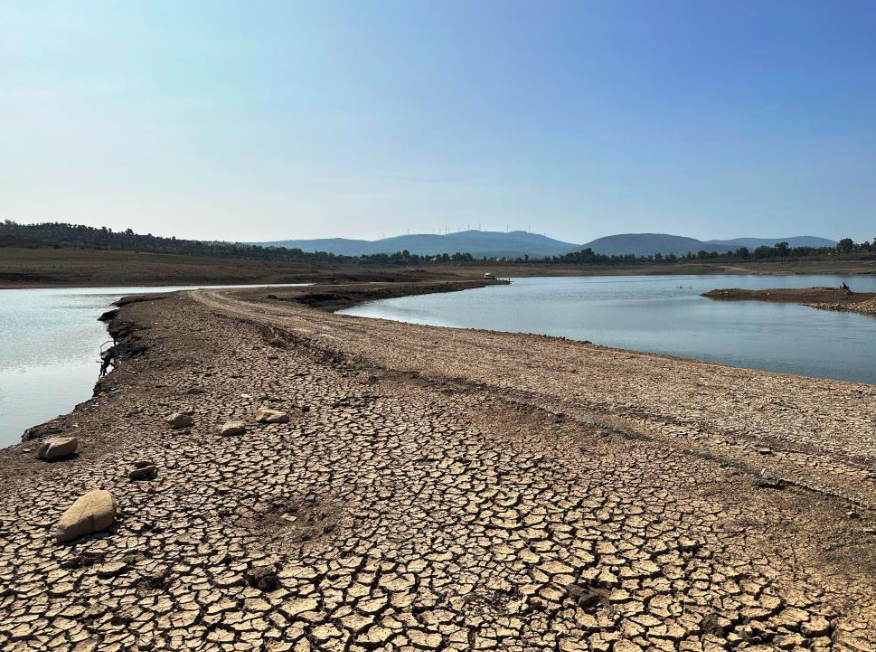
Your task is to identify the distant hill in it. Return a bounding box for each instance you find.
[704,236,837,249]
[581,233,838,257]
[255,230,839,259]
[580,233,737,257]
[257,230,582,259]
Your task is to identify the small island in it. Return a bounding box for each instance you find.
[703,285,876,315]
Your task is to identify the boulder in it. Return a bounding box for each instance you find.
[55,490,117,542]
[220,420,247,436]
[36,437,79,461]
[167,413,194,429]
[255,407,289,424]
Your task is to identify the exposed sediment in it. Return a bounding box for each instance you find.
[265,278,502,312]
[1,285,875,651]
[703,286,876,316]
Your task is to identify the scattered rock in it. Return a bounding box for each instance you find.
[245,565,279,591]
[129,464,158,481]
[22,421,64,442]
[55,489,117,542]
[36,437,79,462]
[567,583,609,613]
[756,469,784,489]
[166,412,194,429]
[36,437,79,461]
[220,420,247,436]
[255,407,289,424]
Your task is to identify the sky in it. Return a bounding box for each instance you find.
[2,1,874,244]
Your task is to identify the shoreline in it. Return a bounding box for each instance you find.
[703,286,876,316]
[1,287,875,647]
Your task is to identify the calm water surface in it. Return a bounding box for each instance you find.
[340,274,876,385]
[0,285,304,448]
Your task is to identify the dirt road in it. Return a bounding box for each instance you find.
[1,287,874,651]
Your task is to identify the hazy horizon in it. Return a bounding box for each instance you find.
[3,2,874,243]
[253,228,839,247]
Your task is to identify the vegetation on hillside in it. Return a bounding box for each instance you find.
[547,237,875,266]
[1,220,872,268]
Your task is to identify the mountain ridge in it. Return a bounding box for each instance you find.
[255,230,838,259]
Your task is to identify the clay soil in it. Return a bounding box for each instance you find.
[1,284,875,651]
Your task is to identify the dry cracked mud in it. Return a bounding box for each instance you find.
[1,286,875,652]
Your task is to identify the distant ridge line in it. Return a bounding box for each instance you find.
[254,230,837,259]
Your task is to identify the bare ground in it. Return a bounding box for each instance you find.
[703,287,876,316]
[1,286,875,651]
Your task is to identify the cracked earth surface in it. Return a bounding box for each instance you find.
[1,287,874,651]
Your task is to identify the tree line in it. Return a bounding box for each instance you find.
[545,238,874,266]
[0,221,477,265]
[2,220,872,267]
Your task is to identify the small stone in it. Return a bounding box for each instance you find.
[220,420,247,436]
[36,437,79,461]
[129,464,158,481]
[255,407,289,424]
[166,412,194,429]
[246,566,279,591]
[757,447,774,455]
[756,469,784,489]
[55,490,117,542]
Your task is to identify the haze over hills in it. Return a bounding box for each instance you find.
[255,231,583,260]
[256,231,838,259]
[581,234,737,257]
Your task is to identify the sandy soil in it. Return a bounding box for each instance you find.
[704,287,876,316]
[1,285,875,651]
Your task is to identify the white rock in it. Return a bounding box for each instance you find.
[55,489,117,542]
[36,437,79,461]
[255,407,289,424]
[220,420,247,436]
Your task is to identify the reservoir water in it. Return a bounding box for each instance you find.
[0,285,305,448]
[339,274,876,385]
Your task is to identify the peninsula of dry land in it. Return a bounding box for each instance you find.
[1,281,875,651]
[704,287,876,316]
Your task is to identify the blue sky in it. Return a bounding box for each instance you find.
[2,1,874,243]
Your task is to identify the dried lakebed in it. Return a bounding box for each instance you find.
[1,287,875,651]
